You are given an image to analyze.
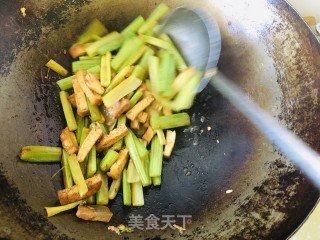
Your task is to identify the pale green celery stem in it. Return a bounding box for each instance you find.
[79,127,90,174]
[143,155,152,187]
[86,195,95,204]
[68,154,88,198]
[100,149,119,172]
[149,135,163,177]
[45,200,83,217]
[100,52,112,87]
[105,65,132,93]
[138,48,154,69]
[76,115,85,143]
[59,91,77,131]
[129,129,148,159]
[148,56,160,93]
[86,145,97,178]
[131,181,144,206]
[152,176,161,186]
[96,159,109,205]
[156,129,166,145]
[127,159,140,183]
[61,150,73,188]
[72,59,101,73]
[121,15,145,38]
[129,90,143,109]
[19,146,62,163]
[158,50,175,97]
[131,65,146,80]
[111,115,127,150]
[109,177,121,200]
[75,18,107,45]
[122,169,132,206]
[150,113,190,130]
[86,97,102,122]
[102,76,142,108]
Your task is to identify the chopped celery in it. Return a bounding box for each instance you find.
[120,45,147,70]
[121,15,145,38]
[148,56,160,93]
[61,150,73,188]
[150,113,190,130]
[109,177,121,200]
[105,65,133,93]
[86,145,96,178]
[19,146,62,163]
[159,50,175,97]
[138,47,154,69]
[127,159,140,183]
[76,115,85,143]
[149,136,163,177]
[122,168,132,206]
[139,35,173,50]
[156,129,166,145]
[57,75,74,90]
[102,76,142,108]
[152,176,161,186]
[75,18,108,45]
[68,154,88,198]
[72,59,101,73]
[100,149,119,172]
[129,90,143,109]
[86,97,102,122]
[100,52,112,87]
[96,159,109,205]
[45,200,83,217]
[131,65,146,80]
[45,59,68,76]
[85,31,124,57]
[59,91,77,131]
[131,181,144,206]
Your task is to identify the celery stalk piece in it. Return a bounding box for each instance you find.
[68,154,88,198]
[131,181,144,206]
[72,59,101,73]
[87,65,101,74]
[61,149,73,188]
[138,48,155,69]
[159,33,188,71]
[45,59,68,76]
[156,129,166,145]
[75,18,108,45]
[86,195,95,204]
[138,3,170,34]
[129,90,143,109]
[100,149,119,172]
[86,145,97,178]
[129,129,148,159]
[121,15,145,38]
[105,65,133,93]
[127,159,140,183]
[100,52,112,87]
[59,91,77,131]
[86,97,102,122]
[85,31,124,57]
[57,75,74,90]
[149,136,163,177]
[148,56,160,93]
[111,37,144,71]
[171,71,202,111]
[103,76,142,108]
[143,155,152,187]
[45,200,83,217]
[131,65,146,80]
[79,127,90,174]
[84,117,90,128]
[150,113,190,130]
[109,177,121,200]
[152,176,161,186]
[19,146,62,163]
[159,50,175,97]
[96,40,123,56]
[76,115,85,143]
[138,20,157,35]
[122,168,132,206]
[96,158,109,205]
[120,45,147,70]
[124,131,148,186]
[79,56,102,61]
[139,35,173,50]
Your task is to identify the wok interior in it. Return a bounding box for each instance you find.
[0,0,320,239]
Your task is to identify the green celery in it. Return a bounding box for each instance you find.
[100,149,119,172]
[124,131,148,186]
[121,15,145,38]
[152,176,161,186]
[86,145,96,178]
[129,90,143,109]
[86,195,95,204]
[45,200,83,217]
[143,155,152,187]
[68,154,88,198]
[138,48,154,69]
[105,65,132,93]
[57,76,74,91]
[75,19,107,45]
[96,159,109,205]
[79,127,90,175]
[129,129,148,159]
[61,149,73,188]
[131,181,144,206]
[59,91,77,131]
[127,159,140,183]
[109,177,121,200]
[103,76,142,108]
[111,115,127,151]
[150,113,190,130]
[159,50,175,97]
[139,34,173,50]
[149,136,163,177]
[19,146,62,163]
[148,56,160,93]
[100,52,112,87]
[156,129,166,145]
[111,37,144,71]
[85,31,124,57]
[131,65,146,80]
[122,168,132,206]
[72,59,101,73]
[76,115,85,143]
[79,56,101,61]
[120,45,147,70]
[86,97,102,122]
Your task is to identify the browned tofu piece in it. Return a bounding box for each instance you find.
[60,127,79,155]
[138,83,147,92]
[126,95,154,121]
[162,107,172,116]
[130,119,140,131]
[137,112,148,124]
[101,98,130,126]
[96,124,129,152]
[72,77,89,116]
[163,130,176,158]
[142,126,155,144]
[57,174,102,205]
[76,69,102,106]
[107,148,129,180]
[85,72,104,95]
[76,205,113,223]
[77,126,103,162]
[68,93,77,108]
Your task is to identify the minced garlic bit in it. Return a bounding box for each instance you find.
[173,224,186,234]
[20,7,27,17]
[107,226,121,235]
[226,189,233,194]
[207,126,212,131]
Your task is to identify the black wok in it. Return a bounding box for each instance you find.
[1,0,320,239]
